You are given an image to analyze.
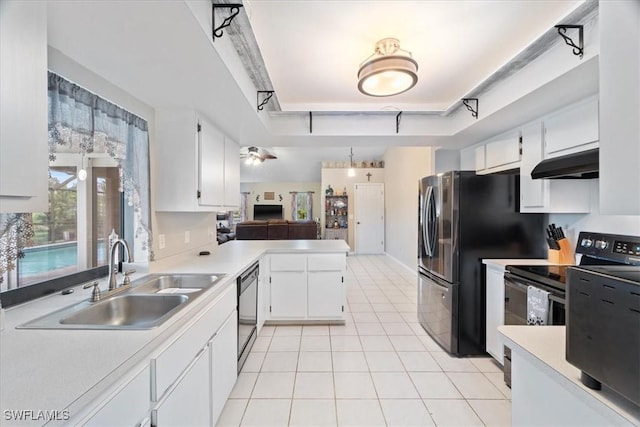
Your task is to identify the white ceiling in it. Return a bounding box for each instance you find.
[46,0,592,183]
[244,0,582,112]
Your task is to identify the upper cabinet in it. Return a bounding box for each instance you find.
[0,1,49,213]
[155,109,240,211]
[599,1,640,214]
[462,130,521,174]
[543,96,599,158]
[520,121,591,213]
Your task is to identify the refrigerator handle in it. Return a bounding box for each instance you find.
[423,186,434,256]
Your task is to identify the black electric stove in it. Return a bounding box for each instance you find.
[501,231,640,388]
[507,231,640,287]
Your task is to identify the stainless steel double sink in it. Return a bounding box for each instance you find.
[17,274,226,330]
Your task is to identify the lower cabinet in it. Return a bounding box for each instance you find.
[268,253,346,322]
[270,271,307,318]
[85,364,150,426]
[210,313,238,424]
[152,348,211,426]
[485,264,506,365]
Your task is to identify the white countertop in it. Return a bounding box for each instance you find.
[499,325,640,425]
[482,258,559,268]
[0,239,349,425]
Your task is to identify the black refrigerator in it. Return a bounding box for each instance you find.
[418,171,546,356]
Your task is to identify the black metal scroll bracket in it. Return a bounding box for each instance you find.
[212,3,244,40]
[462,98,478,119]
[396,111,402,134]
[555,25,584,59]
[257,91,274,112]
[309,112,313,134]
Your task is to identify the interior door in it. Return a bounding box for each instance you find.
[354,183,385,254]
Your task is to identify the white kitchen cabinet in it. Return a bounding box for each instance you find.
[267,253,346,322]
[198,116,225,207]
[210,312,238,425]
[257,255,270,332]
[152,285,235,400]
[308,271,344,317]
[475,145,486,171]
[270,271,308,318]
[223,137,240,207]
[151,347,211,426]
[84,364,150,426]
[599,1,640,214]
[462,131,520,175]
[0,0,48,213]
[485,264,506,365]
[520,121,591,213]
[543,95,599,157]
[484,130,521,170]
[155,109,239,211]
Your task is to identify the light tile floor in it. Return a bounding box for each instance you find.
[218,255,511,426]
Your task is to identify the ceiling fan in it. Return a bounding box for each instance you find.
[240,146,277,165]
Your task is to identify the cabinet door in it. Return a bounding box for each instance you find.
[85,365,150,426]
[258,255,270,329]
[544,96,599,156]
[210,312,238,425]
[270,271,307,318]
[485,131,521,170]
[0,0,48,212]
[485,266,505,364]
[152,348,211,426]
[223,137,240,207]
[474,145,486,171]
[308,271,344,318]
[520,122,547,211]
[198,117,225,206]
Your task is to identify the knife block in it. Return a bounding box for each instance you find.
[548,238,575,264]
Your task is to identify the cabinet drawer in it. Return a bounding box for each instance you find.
[152,285,235,400]
[85,364,150,426]
[271,254,306,272]
[308,254,345,271]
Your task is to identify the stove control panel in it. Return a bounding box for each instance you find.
[576,232,640,264]
[613,240,640,256]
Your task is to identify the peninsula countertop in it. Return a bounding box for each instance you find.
[0,239,349,425]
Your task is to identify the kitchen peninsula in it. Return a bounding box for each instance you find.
[0,240,348,426]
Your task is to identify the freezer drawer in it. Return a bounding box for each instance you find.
[418,272,457,353]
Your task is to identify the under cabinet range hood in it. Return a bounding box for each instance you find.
[531,148,599,179]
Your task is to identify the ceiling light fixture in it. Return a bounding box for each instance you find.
[358,38,418,97]
[348,147,356,177]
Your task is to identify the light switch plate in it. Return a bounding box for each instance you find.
[184,230,190,244]
[158,234,166,250]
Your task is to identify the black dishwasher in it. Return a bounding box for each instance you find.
[237,262,259,372]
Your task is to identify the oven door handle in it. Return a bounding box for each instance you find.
[549,294,566,305]
[504,277,529,293]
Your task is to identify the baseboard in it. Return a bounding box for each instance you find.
[384,252,417,275]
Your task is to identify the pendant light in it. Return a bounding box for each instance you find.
[358,38,418,97]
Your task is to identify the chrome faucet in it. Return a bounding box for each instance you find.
[108,238,134,291]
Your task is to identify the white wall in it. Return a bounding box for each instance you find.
[383,147,434,271]
[321,168,385,249]
[240,181,321,222]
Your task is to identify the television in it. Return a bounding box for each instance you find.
[253,204,283,221]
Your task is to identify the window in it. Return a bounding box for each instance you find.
[0,72,151,306]
[291,192,314,221]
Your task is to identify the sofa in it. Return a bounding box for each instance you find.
[235,219,317,240]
